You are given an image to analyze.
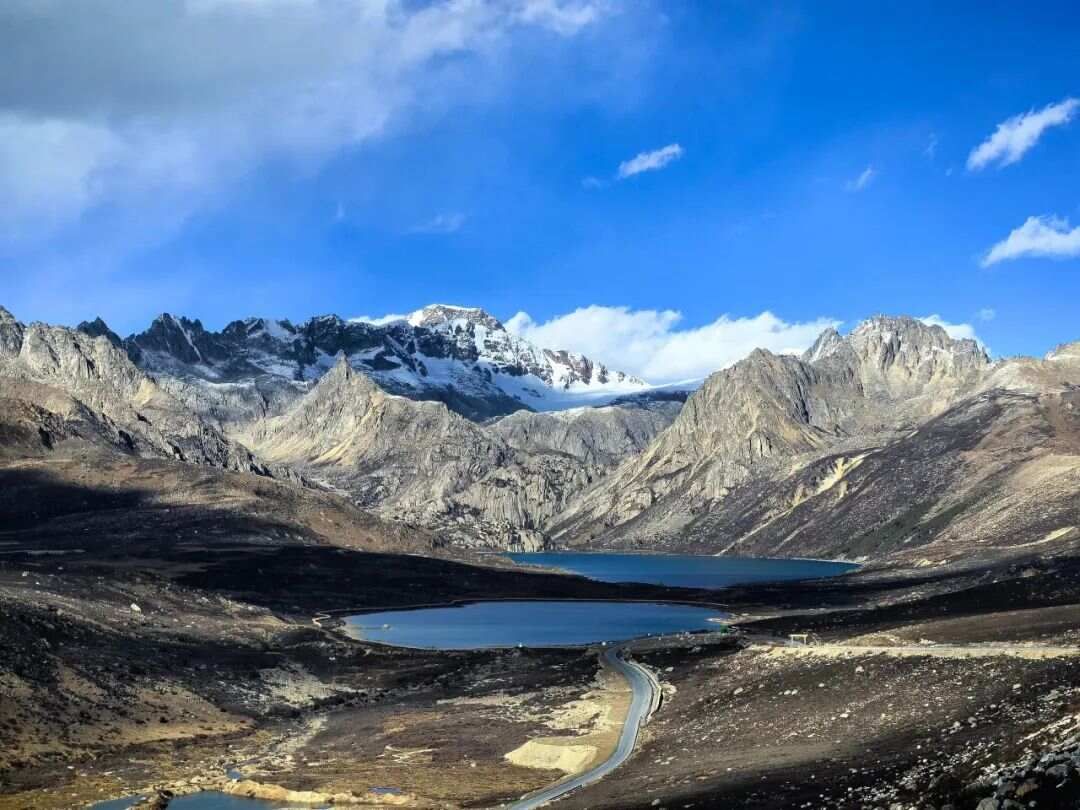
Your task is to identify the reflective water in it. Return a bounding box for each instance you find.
[344,599,724,649]
[506,552,858,590]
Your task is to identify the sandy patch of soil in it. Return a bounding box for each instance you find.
[502,652,631,778]
[505,740,597,774]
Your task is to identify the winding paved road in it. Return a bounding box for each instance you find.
[507,645,659,809]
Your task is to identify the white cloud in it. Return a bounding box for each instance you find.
[982,215,1080,266]
[616,143,684,179]
[516,0,606,35]
[977,307,996,322]
[409,212,467,234]
[0,115,122,228]
[924,134,938,159]
[505,306,839,382]
[0,0,609,238]
[967,97,1079,171]
[349,313,409,326]
[846,165,876,192]
[918,314,981,343]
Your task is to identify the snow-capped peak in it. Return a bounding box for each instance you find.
[406,304,503,331]
[124,304,654,419]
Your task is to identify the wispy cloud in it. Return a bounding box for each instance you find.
[967,97,1079,171]
[919,314,982,344]
[409,212,467,235]
[846,165,876,192]
[977,307,996,322]
[924,134,938,159]
[350,313,409,326]
[616,143,684,179]
[505,306,838,382]
[0,1,610,240]
[516,0,606,35]
[982,215,1080,267]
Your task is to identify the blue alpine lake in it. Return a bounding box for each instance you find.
[344,600,725,649]
[505,552,859,590]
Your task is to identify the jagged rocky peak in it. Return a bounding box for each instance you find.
[76,317,124,349]
[116,304,650,420]
[0,305,25,357]
[129,312,230,366]
[547,316,1001,548]
[804,315,990,396]
[318,351,380,393]
[802,326,843,363]
[407,304,504,331]
[1047,341,1080,364]
[848,314,987,361]
[223,316,301,343]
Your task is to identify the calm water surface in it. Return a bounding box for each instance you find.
[505,552,858,589]
[344,600,724,649]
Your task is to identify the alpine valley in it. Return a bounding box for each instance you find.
[11,303,1076,560]
[3,302,1080,810]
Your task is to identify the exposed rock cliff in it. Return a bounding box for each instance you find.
[8,304,1078,561]
[549,316,995,548]
[103,304,649,423]
[0,309,283,477]
[238,357,678,548]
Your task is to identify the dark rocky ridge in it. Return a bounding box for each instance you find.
[94,304,647,423]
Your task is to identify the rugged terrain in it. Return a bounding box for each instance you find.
[550,317,1080,564]
[564,554,1080,809]
[33,303,1080,561]
[3,302,1080,809]
[88,304,648,424]
[68,303,1080,562]
[236,357,680,548]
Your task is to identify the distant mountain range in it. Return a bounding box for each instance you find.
[2,303,1078,562]
[79,304,655,422]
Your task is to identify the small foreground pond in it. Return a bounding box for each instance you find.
[344,600,724,649]
[505,552,859,589]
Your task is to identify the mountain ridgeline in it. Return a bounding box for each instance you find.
[86,304,648,423]
[2,303,1078,563]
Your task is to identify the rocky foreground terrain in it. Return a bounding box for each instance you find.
[2,302,1080,808]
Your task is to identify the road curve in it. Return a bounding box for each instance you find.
[507,645,658,809]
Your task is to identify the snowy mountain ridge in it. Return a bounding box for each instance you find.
[89,304,653,420]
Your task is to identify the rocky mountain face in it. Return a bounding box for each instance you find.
[0,307,285,478]
[236,356,679,548]
[550,319,1080,564]
[550,317,984,544]
[2,303,679,550]
[7,302,1079,562]
[98,304,647,424]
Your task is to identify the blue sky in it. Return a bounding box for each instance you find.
[1,1,1078,379]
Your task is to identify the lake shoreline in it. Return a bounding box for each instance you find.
[6,540,1079,810]
[340,599,729,651]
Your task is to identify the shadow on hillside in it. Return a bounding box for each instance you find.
[0,464,738,613]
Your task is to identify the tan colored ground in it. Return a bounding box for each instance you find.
[758,641,1080,660]
[502,657,631,778]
